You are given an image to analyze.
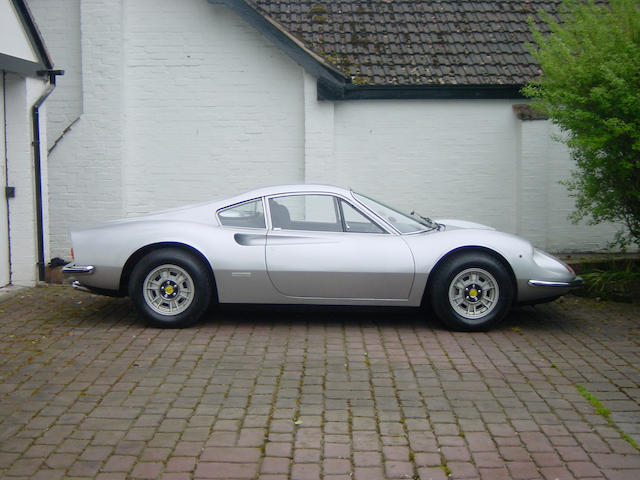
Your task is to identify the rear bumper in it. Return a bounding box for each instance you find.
[71,280,92,292]
[528,277,584,288]
[69,279,124,298]
[61,264,95,275]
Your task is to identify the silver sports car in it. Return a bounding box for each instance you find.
[62,184,582,331]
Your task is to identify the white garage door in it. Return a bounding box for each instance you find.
[0,74,10,286]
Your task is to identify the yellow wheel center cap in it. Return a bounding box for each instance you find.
[164,285,174,295]
[469,288,478,298]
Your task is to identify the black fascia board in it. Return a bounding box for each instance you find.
[0,52,45,77]
[318,83,526,101]
[11,0,54,71]
[209,0,348,93]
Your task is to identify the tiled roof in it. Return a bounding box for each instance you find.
[249,0,561,86]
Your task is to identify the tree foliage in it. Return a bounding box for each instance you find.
[522,0,640,248]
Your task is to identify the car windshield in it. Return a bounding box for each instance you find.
[352,192,434,234]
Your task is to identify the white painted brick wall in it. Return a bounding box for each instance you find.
[122,0,304,215]
[25,0,83,149]
[3,74,49,286]
[303,72,336,184]
[0,74,8,286]
[35,0,621,257]
[308,88,619,252]
[45,0,127,258]
[519,120,618,251]
[330,99,521,235]
[43,0,306,257]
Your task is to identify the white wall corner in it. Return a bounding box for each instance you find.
[303,72,336,185]
[4,74,51,286]
[45,0,125,258]
[517,119,551,249]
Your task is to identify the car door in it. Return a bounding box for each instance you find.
[214,198,272,303]
[265,194,415,301]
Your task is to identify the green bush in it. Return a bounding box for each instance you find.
[523,0,640,248]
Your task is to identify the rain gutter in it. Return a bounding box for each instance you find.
[32,69,64,281]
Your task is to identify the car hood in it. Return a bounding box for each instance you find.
[433,218,496,231]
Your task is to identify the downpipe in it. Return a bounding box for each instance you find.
[32,69,63,281]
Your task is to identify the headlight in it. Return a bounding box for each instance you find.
[534,249,574,274]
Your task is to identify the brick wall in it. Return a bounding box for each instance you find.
[32,0,305,258]
[0,74,8,286]
[25,0,83,148]
[331,99,520,234]
[307,93,618,252]
[517,120,615,251]
[28,0,620,258]
[122,0,305,216]
[3,74,49,286]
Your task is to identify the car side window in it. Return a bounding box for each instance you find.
[269,195,341,232]
[218,199,265,228]
[339,200,386,233]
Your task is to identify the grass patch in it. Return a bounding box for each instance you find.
[581,266,640,295]
[576,384,610,416]
[568,257,640,302]
[576,384,639,450]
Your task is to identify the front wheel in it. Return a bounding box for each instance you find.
[429,253,514,331]
[128,248,213,328]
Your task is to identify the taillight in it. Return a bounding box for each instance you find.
[70,248,74,260]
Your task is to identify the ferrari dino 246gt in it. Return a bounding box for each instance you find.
[62,185,582,330]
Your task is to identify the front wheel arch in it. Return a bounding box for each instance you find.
[120,242,217,301]
[423,247,517,310]
[427,249,516,331]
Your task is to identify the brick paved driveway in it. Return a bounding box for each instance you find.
[0,285,639,480]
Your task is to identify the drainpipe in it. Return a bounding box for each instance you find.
[32,69,64,281]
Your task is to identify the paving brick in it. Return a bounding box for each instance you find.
[200,447,261,463]
[261,457,290,474]
[473,451,504,468]
[102,455,136,472]
[324,442,350,458]
[1,288,639,480]
[507,461,541,479]
[195,462,259,479]
[293,448,321,463]
[290,463,321,480]
[417,466,448,480]
[323,458,351,475]
[354,466,385,480]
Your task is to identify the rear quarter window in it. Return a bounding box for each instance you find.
[218,199,265,228]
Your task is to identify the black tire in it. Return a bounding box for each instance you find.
[128,248,213,328]
[429,252,514,331]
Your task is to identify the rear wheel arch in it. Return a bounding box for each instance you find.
[119,242,217,300]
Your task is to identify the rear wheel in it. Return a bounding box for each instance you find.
[129,248,212,328]
[429,252,514,331]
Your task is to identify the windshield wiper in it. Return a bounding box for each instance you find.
[410,211,444,231]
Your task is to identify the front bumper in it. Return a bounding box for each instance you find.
[528,277,584,288]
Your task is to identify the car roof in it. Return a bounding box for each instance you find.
[222,184,353,205]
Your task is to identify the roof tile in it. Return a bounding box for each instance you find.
[250,0,560,85]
